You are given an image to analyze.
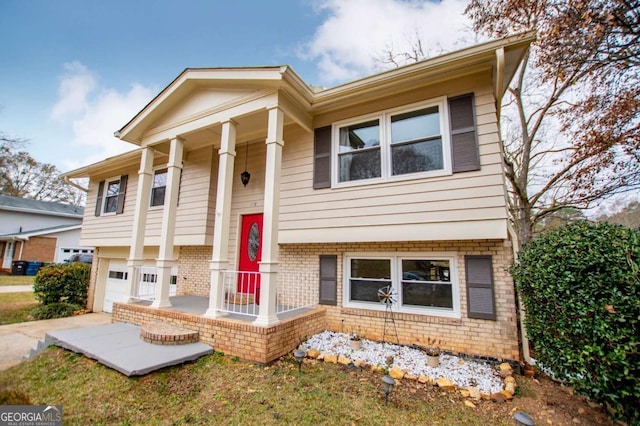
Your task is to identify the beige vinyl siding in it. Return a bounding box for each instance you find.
[81,146,216,247]
[278,72,509,243]
[80,171,137,246]
[226,140,267,268]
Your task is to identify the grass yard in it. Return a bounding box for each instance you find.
[0,275,35,286]
[0,291,39,325]
[0,348,614,426]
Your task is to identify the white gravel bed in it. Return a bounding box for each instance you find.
[302,330,504,394]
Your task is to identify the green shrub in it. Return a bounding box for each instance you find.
[512,221,639,424]
[30,302,84,320]
[33,263,90,307]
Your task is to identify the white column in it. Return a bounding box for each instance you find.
[151,137,183,308]
[125,147,154,301]
[254,107,284,326]
[205,120,237,317]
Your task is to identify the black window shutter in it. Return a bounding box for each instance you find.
[116,174,128,214]
[313,126,332,189]
[319,255,337,305]
[465,255,496,320]
[94,180,105,216]
[449,94,480,173]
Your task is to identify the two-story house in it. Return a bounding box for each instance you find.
[62,33,534,364]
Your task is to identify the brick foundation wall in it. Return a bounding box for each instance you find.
[278,240,520,362]
[177,246,212,296]
[112,303,327,363]
[21,236,56,262]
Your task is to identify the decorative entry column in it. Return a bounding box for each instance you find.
[205,120,237,317]
[254,107,284,326]
[125,147,154,301]
[151,137,183,308]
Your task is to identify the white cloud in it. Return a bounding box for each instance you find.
[301,0,476,85]
[50,63,155,170]
[51,62,96,121]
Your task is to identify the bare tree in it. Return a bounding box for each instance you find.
[465,0,640,244]
[0,133,86,205]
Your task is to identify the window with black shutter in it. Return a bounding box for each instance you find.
[95,175,128,216]
[465,255,496,320]
[319,255,337,305]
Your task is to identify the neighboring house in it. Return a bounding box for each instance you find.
[62,33,534,364]
[0,195,93,272]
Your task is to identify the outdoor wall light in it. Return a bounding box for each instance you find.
[513,411,535,426]
[381,375,395,405]
[240,142,251,187]
[293,348,306,373]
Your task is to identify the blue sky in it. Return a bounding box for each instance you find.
[0,0,471,171]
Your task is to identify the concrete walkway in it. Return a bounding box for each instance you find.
[0,285,34,293]
[0,313,112,371]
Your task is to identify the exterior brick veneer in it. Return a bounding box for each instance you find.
[140,322,200,345]
[112,302,327,363]
[177,246,212,296]
[278,239,520,362]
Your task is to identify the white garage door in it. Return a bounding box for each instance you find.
[104,260,128,313]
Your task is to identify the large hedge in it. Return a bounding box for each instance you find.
[33,262,90,307]
[512,221,639,423]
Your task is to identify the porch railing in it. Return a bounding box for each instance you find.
[132,266,177,301]
[219,270,318,317]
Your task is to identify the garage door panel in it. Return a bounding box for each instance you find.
[104,261,128,313]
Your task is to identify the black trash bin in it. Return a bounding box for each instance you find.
[11,260,28,275]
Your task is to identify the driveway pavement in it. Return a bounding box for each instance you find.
[0,313,112,371]
[0,285,33,293]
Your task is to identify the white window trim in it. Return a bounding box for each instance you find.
[149,166,168,210]
[331,97,452,188]
[102,175,122,216]
[342,252,461,318]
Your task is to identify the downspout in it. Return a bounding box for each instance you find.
[63,175,89,192]
[494,47,505,122]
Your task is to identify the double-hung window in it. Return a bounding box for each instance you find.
[150,168,168,207]
[334,98,450,185]
[103,179,120,213]
[95,175,128,216]
[344,253,460,318]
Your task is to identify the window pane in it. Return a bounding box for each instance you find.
[402,282,453,308]
[153,169,167,188]
[402,259,450,282]
[104,195,118,213]
[391,106,439,143]
[350,279,391,302]
[150,187,166,207]
[391,138,443,175]
[350,259,391,279]
[339,120,380,153]
[339,149,381,182]
[106,181,120,196]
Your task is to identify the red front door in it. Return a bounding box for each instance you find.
[238,213,263,301]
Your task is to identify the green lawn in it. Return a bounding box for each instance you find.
[0,275,35,286]
[0,349,518,426]
[0,292,39,325]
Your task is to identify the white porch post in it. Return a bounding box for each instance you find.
[151,137,183,308]
[125,147,154,301]
[254,107,284,326]
[204,120,237,317]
